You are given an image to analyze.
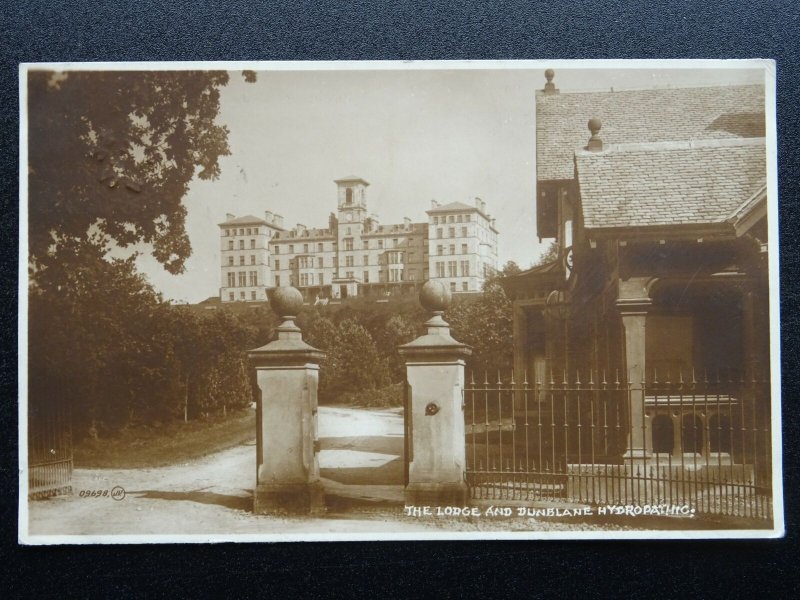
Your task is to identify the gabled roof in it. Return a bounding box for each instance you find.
[574,138,766,231]
[426,201,479,214]
[538,84,765,182]
[218,214,268,226]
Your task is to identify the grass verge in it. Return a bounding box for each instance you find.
[74,409,256,469]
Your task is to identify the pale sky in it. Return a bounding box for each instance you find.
[132,63,765,303]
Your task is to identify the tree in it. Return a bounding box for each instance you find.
[380,315,418,381]
[446,280,514,379]
[27,69,253,275]
[534,240,560,267]
[501,260,523,276]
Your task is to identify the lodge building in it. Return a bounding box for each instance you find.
[219,176,499,302]
[501,71,770,467]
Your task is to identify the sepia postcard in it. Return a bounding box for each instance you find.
[18,59,783,543]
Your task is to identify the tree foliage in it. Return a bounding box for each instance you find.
[446,280,514,379]
[27,69,243,275]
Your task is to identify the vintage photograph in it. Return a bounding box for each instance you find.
[19,60,782,542]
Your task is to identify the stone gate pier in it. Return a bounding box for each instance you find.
[248,286,325,514]
[399,281,472,505]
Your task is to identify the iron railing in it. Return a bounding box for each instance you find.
[464,368,773,521]
[28,400,73,499]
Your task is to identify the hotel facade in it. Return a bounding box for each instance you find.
[219,176,499,303]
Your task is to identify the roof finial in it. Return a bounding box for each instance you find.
[544,69,558,94]
[586,118,603,151]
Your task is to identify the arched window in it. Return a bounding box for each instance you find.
[708,414,732,453]
[651,415,674,454]
[346,188,353,204]
[681,415,703,454]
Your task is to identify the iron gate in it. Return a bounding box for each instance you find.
[28,399,73,499]
[464,369,773,521]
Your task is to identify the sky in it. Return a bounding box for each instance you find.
[131,62,766,303]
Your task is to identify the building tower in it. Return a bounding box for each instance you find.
[333,176,370,298]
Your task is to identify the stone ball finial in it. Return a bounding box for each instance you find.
[419,280,452,313]
[544,68,555,83]
[588,118,602,136]
[269,286,304,319]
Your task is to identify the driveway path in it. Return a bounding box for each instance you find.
[26,406,425,539]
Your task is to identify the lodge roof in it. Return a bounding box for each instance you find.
[218,214,268,226]
[574,137,766,230]
[537,84,765,182]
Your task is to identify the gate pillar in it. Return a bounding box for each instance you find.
[399,281,472,505]
[248,286,325,515]
[617,289,652,461]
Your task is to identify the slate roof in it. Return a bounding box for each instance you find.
[574,138,766,231]
[537,84,765,182]
[218,214,268,226]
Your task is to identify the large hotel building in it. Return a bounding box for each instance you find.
[218,176,499,303]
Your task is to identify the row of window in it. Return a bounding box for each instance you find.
[436,226,471,239]
[273,236,420,255]
[436,244,470,256]
[228,255,258,266]
[227,239,258,250]
[434,261,471,278]
[226,271,259,287]
[222,227,269,237]
[286,269,424,287]
[228,291,261,301]
[275,253,423,271]
[432,214,472,225]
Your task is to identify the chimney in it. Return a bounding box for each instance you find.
[586,118,603,151]
[431,199,439,209]
[296,223,307,235]
[226,213,235,220]
[543,69,559,94]
[403,216,411,228]
[265,210,273,224]
[481,200,486,214]
[491,218,496,229]
[273,214,284,229]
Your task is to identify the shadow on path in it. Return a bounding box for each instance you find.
[135,489,251,511]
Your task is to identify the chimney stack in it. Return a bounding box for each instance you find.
[273,214,284,229]
[226,213,235,220]
[431,199,439,209]
[404,216,411,228]
[481,200,487,214]
[543,69,559,94]
[586,118,603,151]
[265,210,273,224]
[296,223,307,235]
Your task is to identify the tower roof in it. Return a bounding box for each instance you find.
[334,175,370,186]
